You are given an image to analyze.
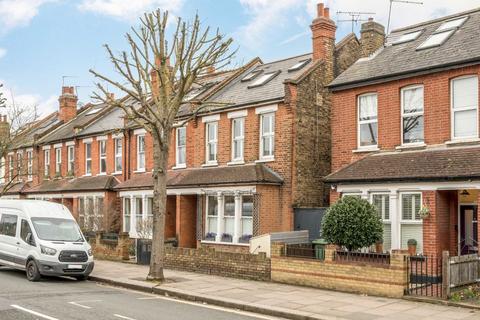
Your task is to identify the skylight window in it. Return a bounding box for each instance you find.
[436,16,468,32]
[393,30,423,45]
[288,59,311,72]
[241,70,262,82]
[416,29,455,50]
[248,71,279,88]
[86,107,102,115]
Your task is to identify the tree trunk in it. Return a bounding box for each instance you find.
[147,136,168,281]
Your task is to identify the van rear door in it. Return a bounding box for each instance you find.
[0,210,21,266]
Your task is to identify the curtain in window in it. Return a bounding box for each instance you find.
[359,95,377,120]
[453,77,478,138]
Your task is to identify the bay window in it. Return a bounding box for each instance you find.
[205,122,218,164]
[176,127,186,167]
[402,86,424,144]
[135,197,144,233]
[137,135,145,171]
[451,76,478,139]
[371,193,391,252]
[123,197,131,233]
[206,195,218,239]
[223,196,235,242]
[358,93,378,148]
[85,142,92,175]
[400,193,423,254]
[114,138,122,173]
[99,140,107,174]
[240,196,253,242]
[260,113,275,159]
[232,117,244,161]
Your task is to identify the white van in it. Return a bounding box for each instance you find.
[0,200,94,281]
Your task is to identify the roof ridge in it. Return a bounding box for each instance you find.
[391,6,480,34]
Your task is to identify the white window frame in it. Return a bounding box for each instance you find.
[99,140,107,174]
[231,117,245,162]
[16,152,22,180]
[400,192,423,223]
[205,122,218,165]
[136,134,145,171]
[27,151,33,181]
[85,142,92,175]
[401,85,425,146]
[123,197,131,233]
[67,145,74,174]
[55,148,61,175]
[370,192,391,222]
[175,127,186,168]
[259,112,275,160]
[205,195,218,237]
[451,75,479,141]
[357,93,378,149]
[44,150,50,178]
[114,138,122,173]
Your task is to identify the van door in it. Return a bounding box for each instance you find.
[17,219,36,266]
[0,211,20,266]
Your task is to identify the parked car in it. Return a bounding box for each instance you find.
[0,200,94,281]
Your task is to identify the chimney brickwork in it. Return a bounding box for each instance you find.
[58,86,78,123]
[360,18,386,58]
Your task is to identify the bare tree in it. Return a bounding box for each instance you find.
[0,83,39,195]
[90,10,235,280]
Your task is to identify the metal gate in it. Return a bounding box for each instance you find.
[406,255,444,298]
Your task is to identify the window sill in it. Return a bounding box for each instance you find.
[134,169,146,173]
[255,158,274,163]
[172,164,187,170]
[395,143,426,151]
[200,240,249,247]
[445,138,480,146]
[227,160,245,166]
[82,174,92,177]
[97,173,107,176]
[202,162,218,167]
[352,147,380,153]
[112,172,122,176]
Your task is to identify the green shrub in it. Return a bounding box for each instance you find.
[321,196,383,251]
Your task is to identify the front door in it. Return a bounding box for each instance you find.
[460,205,478,255]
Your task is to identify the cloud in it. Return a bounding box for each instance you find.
[77,0,184,20]
[0,48,6,59]
[0,0,55,33]
[0,80,57,118]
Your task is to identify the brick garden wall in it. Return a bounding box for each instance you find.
[270,243,408,298]
[164,246,271,281]
[90,232,131,261]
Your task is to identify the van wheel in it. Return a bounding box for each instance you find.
[26,260,41,282]
[74,275,87,281]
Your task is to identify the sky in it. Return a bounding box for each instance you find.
[0,0,479,117]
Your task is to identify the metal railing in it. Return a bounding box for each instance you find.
[335,250,391,265]
[285,243,316,259]
[406,255,443,298]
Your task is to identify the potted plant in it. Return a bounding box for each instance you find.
[239,234,252,244]
[375,239,384,253]
[204,232,216,241]
[418,206,430,219]
[407,239,417,256]
[221,233,233,242]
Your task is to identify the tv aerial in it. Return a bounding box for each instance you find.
[336,11,376,33]
[387,0,424,34]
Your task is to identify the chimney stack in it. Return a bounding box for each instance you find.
[310,2,336,78]
[360,18,385,58]
[0,115,10,143]
[58,86,78,123]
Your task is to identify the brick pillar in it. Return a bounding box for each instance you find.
[176,195,197,248]
[330,190,340,204]
[270,242,285,257]
[118,232,130,260]
[324,244,336,262]
[422,191,438,257]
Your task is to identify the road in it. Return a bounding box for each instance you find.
[0,267,282,320]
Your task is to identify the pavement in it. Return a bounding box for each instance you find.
[91,260,480,320]
[0,266,280,320]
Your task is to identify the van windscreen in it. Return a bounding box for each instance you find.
[31,218,84,242]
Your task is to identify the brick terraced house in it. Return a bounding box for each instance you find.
[326,8,480,258]
[3,2,376,251]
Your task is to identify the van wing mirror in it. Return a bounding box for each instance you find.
[26,233,35,246]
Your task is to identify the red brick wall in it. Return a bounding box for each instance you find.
[332,65,480,172]
[176,195,197,248]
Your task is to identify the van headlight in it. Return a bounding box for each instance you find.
[40,245,57,256]
[88,249,93,257]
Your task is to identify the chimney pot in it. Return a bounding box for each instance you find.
[324,7,330,19]
[62,86,74,95]
[317,3,324,17]
[368,17,374,22]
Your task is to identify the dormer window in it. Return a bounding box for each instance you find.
[288,59,311,72]
[392,30,423,45]
[248,71,279,88]
[241,70,262,82]
[436,16,468,32]
[416,29,454,50]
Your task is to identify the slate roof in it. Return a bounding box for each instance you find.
[11,112,61,149]
[207,53,314,108]
[39,103,111,143]
[324,147,480,184]
[78,106,125,137]
[330,7,480,89]
[114,164,283,190]
[24,175,119,193]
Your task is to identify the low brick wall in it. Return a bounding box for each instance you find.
[271,243,408,298]
[199,242,250,254]
[164,246,271,281]
[90,232,131,261]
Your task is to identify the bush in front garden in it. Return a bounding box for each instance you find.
[321,196,383,251]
